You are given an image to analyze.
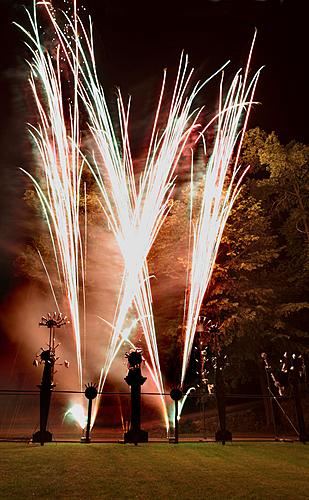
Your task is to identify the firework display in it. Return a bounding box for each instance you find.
[16,0,261,433]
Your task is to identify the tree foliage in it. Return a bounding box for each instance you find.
[230,128,309,366]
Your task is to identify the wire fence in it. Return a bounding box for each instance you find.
[0,388,308,442]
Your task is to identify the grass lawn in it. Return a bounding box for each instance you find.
[0,442,308,499]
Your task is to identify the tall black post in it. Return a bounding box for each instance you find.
[290,355,307,444]
[124,349,148,445]
[81,383,98,443]
[170,388,183,444]
[36,349,55,446]
[175,399,179,443]
[214,353,232,445]
[32,313,67,446]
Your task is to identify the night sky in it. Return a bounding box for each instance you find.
[0,0,308,363]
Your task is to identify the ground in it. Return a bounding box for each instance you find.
[0,442,308,499]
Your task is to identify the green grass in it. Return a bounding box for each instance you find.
[0,442,308,499]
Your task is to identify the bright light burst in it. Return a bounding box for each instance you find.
[65,403,87,429]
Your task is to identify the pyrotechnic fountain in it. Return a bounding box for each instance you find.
[17,0,261,438]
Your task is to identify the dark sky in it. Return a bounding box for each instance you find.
[0,0,308,305]
[82,0,309,145]
[1,1,308,137]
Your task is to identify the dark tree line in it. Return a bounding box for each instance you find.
[203,128,308,395]
[149,127,309,393]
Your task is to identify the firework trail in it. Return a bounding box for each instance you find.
[181,33,262,387]
[41,2,230,432]
[82,52,204,432]
[16,1,84,389]
[28,1,169,427]
[78,52,230,431]
[17,2,261,434]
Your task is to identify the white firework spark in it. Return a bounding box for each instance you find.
[181,33,262,386]
[16,1,84,388]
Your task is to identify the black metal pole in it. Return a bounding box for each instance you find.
[291,376,307,444]
[33,348,55,446]
[39,384,53,446]
[174,399,179,444]
[85,398,93,443]
[203,399,206,438]
[130,381,142,432]
[215,366,226,445]
[83,383,98,444]
[170,388,182,444]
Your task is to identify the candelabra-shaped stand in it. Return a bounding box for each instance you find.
[124,349,148,445]
[32,313,68,446]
